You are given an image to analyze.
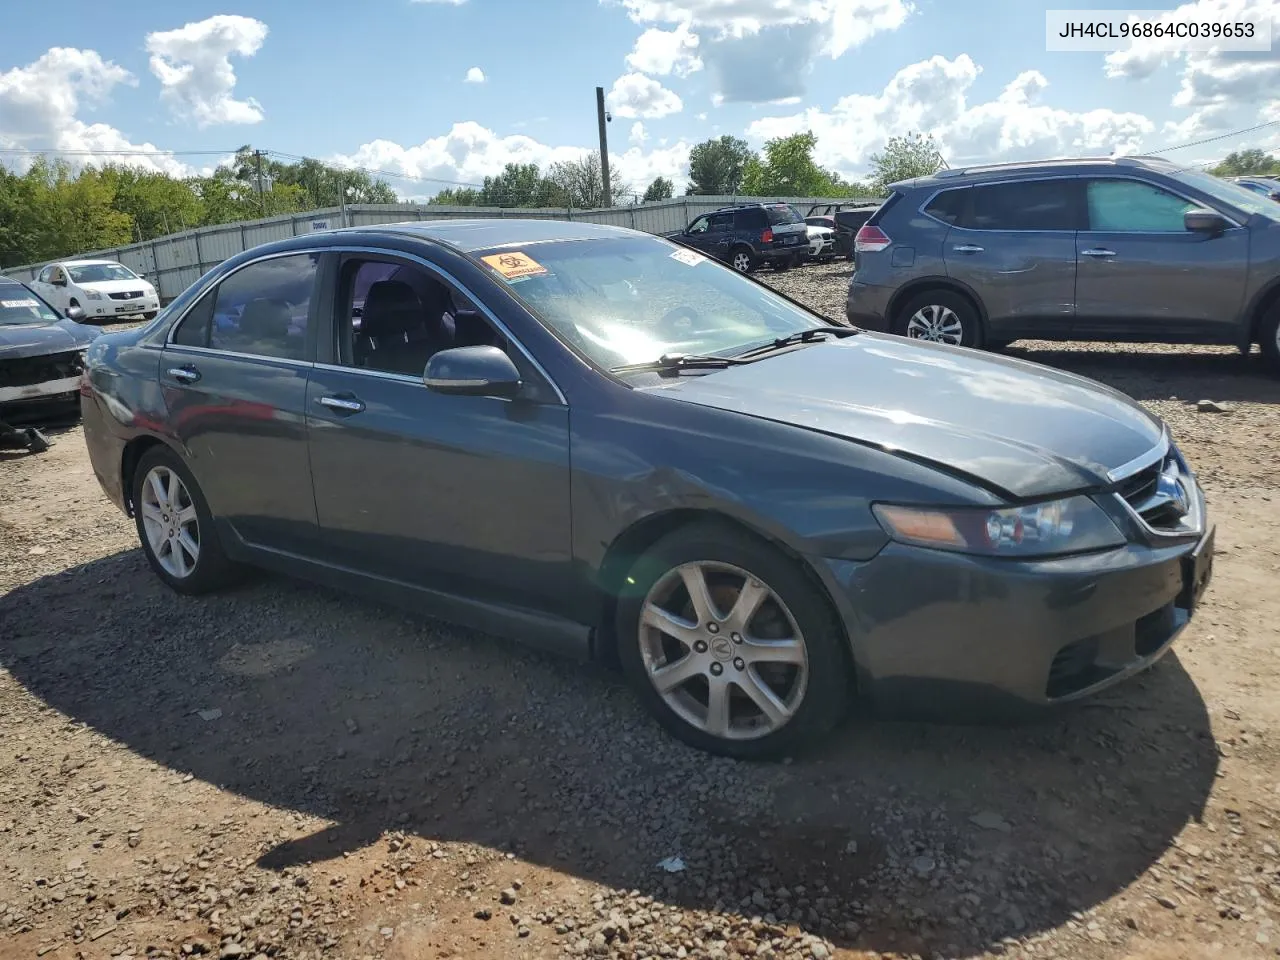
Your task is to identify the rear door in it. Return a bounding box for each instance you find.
[1073,177,1249,341]
[935,178,1079,339]
[160,252,321,554]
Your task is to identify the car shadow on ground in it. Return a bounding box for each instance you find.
[0,551,1218,957]
[1006,345,1280,405]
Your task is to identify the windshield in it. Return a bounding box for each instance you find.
[68,263,139,283]
[472,236,825,370]
[0,285,62,325]
[1170,169,1278,219]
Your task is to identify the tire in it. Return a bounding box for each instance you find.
[1261,304,1280,375]
[616,522,851,760]
[895,288,983,348]
[131,446,242,595]
[143,311,158,321]
[729,247,756,273]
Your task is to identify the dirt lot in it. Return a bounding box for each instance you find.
[3,260,1280,960]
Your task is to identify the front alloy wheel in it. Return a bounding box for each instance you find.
[906,304,964,345]
[639,561,808,740]
[139,465,201,579]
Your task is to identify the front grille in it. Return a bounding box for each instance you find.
[0,351,84,389]
[1117,451,1195,532]
[108,290,145,301]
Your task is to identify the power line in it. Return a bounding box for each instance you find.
[0,147,234,157]
[1145,118,1280,155]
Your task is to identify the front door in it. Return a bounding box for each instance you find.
[305,253,575,620]
[1073,177,1250,341]
[160,252,321,553]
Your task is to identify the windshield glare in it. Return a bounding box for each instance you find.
[68,263,139,283]
[1172,170,1278,219]
[0,286,62,325]
[474,236,825,370]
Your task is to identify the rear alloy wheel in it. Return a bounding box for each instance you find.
[896,289,982,348]
[617,524,850,759]
[1261,303,1280,375]
[132,446,241,594]
[730,247,756,273]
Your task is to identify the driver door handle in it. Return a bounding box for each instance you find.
[1081,248,1116,257]
[317,394,365,415]
[166,365,201,384]
[951,244,984,254]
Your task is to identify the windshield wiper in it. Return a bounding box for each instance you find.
[735,325,858,359]
[611,353,754,375]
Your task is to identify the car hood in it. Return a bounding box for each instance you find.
[0,319,102,359]
[76,278,152,294]
[645,334,1164,500]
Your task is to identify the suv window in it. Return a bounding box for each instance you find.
[1085,178,1199,232]
[960,180,1077,231]
[686,215,710,235]
[708,213,734,232]
[171,254,318,359]
[765,204,802,225]
[924,189,967,225]
[733,209,765,230]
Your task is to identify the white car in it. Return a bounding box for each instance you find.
[29,260,160,323]
[805,224,836,260]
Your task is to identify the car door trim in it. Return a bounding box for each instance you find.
[328,244,568,406]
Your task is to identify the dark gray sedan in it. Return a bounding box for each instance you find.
[80,220,1215,758]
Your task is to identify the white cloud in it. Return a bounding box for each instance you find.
[612,140,693,196]
[464,66,486,83]
[626,23,703,76]
[0,47,189,177]
[607,72,683,118]
[146,15,267,127]
[616,0,912,102]
[1104,0,1280,142]
[629,121,649,146]
[746,54,1156,179]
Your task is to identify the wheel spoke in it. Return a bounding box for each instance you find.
[166,469,181,509]
[642,603,699,647]
[704,679,731,737]
[678,564,719,625]
[650,654,705,694]
[177,505,198,527]
[147,470,168,509]
[139,502,164,525]
[737,670,791,726]
[742,637,805,665]
[170,538,190,577]
[177,530,200,564]
[726,579,769,633]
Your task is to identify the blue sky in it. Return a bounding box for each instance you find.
[2,0,1277,198]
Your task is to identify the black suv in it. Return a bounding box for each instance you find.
[668,202,809,272]
[805,202,881,260]
[845,155,1280,372]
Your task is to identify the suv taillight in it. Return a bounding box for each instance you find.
[761,228,774,243]
[855,225,891,253]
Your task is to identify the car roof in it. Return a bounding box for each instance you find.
[59,258,123,266]
[328,218,642,253]
[888,155,1184,191]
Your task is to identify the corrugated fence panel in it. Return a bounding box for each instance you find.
[201,226,245,263]
[242,221,295,249]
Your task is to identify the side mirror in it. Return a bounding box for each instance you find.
[424,345,522,399]
[1184,209,1229,234]
[65,305,85,321]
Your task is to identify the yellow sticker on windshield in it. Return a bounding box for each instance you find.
[481,251,549,281]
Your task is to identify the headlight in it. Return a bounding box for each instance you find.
[872,495,1125,558]
[85,290,103,300]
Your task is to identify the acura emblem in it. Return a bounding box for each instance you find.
[1157,462,1190,517]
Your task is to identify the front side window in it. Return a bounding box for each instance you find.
[1086,179,1198,232]
[171,254,317,360]
[473,235,824,372]
[68,263,139,283]
[962,180,1077,231]
[686,216,710,235]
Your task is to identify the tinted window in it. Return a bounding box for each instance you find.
[962,180,1077,231]
[686,216,710,235]
[733,209,764,230]
[1169,168,1275,218]
[1086,179,1196,232]
[765,204,802,225]
[199,254,318,360]
[708,213,734,231]
[171,291,215,347]
[924,189,967,224]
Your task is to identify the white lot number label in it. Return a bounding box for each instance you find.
[670,248,705,267]
[1,298,39,309]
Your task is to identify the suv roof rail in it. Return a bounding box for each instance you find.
[931,156,1123,179]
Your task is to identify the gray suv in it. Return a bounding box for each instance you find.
[845,156,1280,373]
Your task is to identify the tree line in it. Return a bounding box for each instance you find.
[0,130,946,268]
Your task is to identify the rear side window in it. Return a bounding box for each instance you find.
[708,212,734,232]
[960,180,1077,231]
[765,204,802,225]
[924,189,967,224]
[865,193,902,227]
[734,209,766,230]
[1085,179,1197,232]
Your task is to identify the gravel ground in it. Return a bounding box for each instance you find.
[3,263,1280,960]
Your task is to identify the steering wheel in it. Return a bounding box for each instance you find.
[657,305,702,340]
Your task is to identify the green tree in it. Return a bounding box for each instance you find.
[479,163,557,207]
[99,165,204,240]
[643,176,674,202]
[686,136,753,195]
[428,186,483,206]
[1210,149,1280,177]
[868,132,944,191]
[545,152,630,208]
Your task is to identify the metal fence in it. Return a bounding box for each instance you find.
[0,195,879,301]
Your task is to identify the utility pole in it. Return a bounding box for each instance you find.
[595,86,611,208]
[253,149,267,216]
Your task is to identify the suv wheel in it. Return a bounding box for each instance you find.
[616,523,850,759]
[897,289,982,348]
[1261,303,1280,374]
[730,247,756,273]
